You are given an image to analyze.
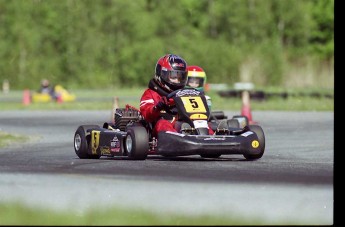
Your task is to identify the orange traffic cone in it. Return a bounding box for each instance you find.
[22,89,31,106]
[56,95,63,103]
[241,90,255,124]
[204,83,210,92]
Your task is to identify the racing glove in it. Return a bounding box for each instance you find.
[153,96,168,112]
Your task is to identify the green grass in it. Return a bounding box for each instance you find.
[0,202,292,225]
[0,131,29,147]
[0,87,334,111]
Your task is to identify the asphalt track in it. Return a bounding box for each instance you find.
[0,110,334,225]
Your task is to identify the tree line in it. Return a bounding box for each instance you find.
[0,0,334,90]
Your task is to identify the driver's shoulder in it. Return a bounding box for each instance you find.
[147,88,161,97]
[141,88,161,100]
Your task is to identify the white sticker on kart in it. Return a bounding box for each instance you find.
[193,120,208,129]
[241,131,254,137]
[204,137,226,141]
[166,131,186,137]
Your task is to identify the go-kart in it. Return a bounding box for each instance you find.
[73,88,265,160]
[31,85,76,103]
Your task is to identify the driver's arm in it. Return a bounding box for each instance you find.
[140,89,162,122]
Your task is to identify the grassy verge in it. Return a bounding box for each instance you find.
[0,131,29,147]
[0,87,334,111]
[0,202,291,225]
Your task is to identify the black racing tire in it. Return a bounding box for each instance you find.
[125,126,149,160]
[211,111,226,120]
[243,125,265,160]
[200,154,222,158]
[227,118,240,128]
[233,115,249,128]
[74,125,101,159]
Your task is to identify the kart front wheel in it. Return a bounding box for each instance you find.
[74,125,101,159]
[243,125,265,160]
[125,126,149,160]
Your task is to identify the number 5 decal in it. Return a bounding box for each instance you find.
[189,98,198,108]
[181,97,206,113]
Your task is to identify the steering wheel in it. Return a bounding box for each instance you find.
[162,89,182,115]
[166,89,181,99]
[164,88,201,114]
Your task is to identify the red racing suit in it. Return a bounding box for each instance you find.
[140,88,177,137]
[140,87,214,137]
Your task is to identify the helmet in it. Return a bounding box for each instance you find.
[186,65,207,91]
[154,54,188,93]
[41,79,50,88]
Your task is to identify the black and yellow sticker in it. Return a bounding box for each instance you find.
[100,147,110,155]
[181,97,206,113]
[91,131,100,154]
[190,113,208,120]
[251,140,259,148]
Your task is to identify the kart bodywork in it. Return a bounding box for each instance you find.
[74,88,265,160]
[31,85,76,102]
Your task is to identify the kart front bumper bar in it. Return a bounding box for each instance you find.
[156,131,261,156]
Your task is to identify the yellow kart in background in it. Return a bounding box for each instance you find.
[31,85,76,103]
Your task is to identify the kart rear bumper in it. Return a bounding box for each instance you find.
[156,131,261,156]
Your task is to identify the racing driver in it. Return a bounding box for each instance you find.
[185,65,212,110]
[140,54,214,138]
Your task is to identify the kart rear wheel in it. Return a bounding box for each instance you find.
[243,125,265,160]
[233,115,249,128]
[125,126,149,160]
[211,111,227,120]
[74,125,101,159]
[227,118,240,128]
